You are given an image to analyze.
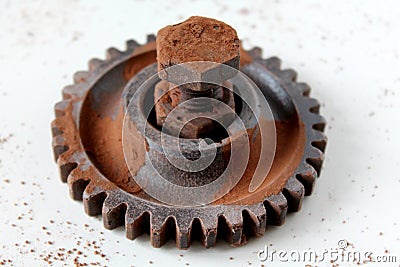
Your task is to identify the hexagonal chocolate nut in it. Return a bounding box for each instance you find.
[156,16,240,91]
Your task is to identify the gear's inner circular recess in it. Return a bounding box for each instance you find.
[80,17,305,204]
[78,47,304,205]
[121,60,278,206]
[52,15,326,248]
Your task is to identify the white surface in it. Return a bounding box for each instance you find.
[1,0,400,266]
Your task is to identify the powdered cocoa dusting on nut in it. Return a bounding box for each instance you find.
[156,16,240,71]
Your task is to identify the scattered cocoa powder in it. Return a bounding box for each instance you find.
[0,134,13,145]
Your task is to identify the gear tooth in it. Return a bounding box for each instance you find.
[176,231,190,249]
[59,162,78,184]
[51,119,62,137]
[248,46,263,59]
[242,206,266,240]
[205,234,217,248]
[106,47,122,60]
[308,145,325,160]
[280,69,297,81]
[52,135,68,161]
[54,100,70,117]
[62,84,82,99]
[56,153,78,183]
[306,146,324,176]
[52,132,66,145]
[70,178,91,201]
[283,177,305,212]
[146,34,156,43]
[264,56,281,71]
[216,215,231,244]
[297,82,311,96]
[264,192,288,226]
[255,204,268,228]
[126,39,140,50]
[73,71,89,84]
[295,163,318,196]
[88,58,104,71]
[184,218,203,248]
[66,168,91,200]
[175,217,192,249]
[83,186,107,216]
[231,226,244,247]
[150,216,177,248]
[306,97,321,113]
[63,84,86,100]
[102,195,127,230]
[184,217,217,248]
[311,129,327,152]
[126,210,150,240]
[202,220,217,248]
[124,204,137,226]
[310,113,326,131]
[217,213,243,246]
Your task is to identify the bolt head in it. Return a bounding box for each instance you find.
[156,16,240,91]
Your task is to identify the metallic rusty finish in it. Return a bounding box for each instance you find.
[51,38,327,249]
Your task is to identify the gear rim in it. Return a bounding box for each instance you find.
[51,35,327,249]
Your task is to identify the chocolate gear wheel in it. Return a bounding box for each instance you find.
[51,35,327,249]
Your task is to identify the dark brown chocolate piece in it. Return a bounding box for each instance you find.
[51,18,327,249]
[156,16,240,88]
[154,16,239,138]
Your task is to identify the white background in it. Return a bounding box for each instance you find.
[0,0,399,266]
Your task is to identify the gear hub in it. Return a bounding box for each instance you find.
[51,16,327,249]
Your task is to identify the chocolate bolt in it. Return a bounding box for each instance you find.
[154,16,239,138]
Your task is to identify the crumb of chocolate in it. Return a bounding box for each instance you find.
[0,134,13,145]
